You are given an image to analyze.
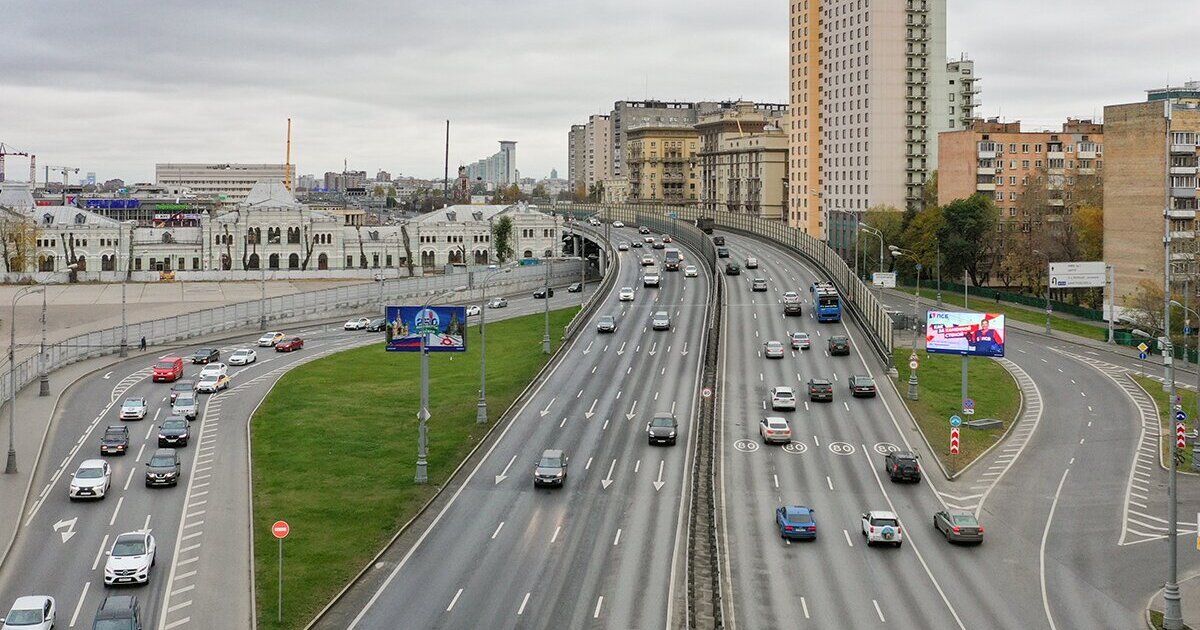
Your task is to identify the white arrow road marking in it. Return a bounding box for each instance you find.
[54,517,78,543]
[583,341,594,354]
[585,399,598,419]
[495,455,516,484]
[601,459,617,489]
[617,342,626,355]
[648,342,658,356]
[626,400,638,420]
[103,372,113,380]
[539,397,556,417]
[681,342,689,356]
[653,460,666,491]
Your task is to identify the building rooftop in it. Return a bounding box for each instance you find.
[0,182,36,210]
[241,180,303,209]
[34,205,119,227]
[413,204,512,224]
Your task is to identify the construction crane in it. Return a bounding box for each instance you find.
[44,165,80,204]
[0,143,32,184]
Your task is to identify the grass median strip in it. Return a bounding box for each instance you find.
[1133,375,1198,471]
[893,286,1107,341]
[889,348,1020,475]
[251,308,576,629]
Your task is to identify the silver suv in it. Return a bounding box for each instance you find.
[533,450,568,487]
[651,311,671,330]
[172,393,198,420]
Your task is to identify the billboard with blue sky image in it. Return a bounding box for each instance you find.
[385,305,467,352]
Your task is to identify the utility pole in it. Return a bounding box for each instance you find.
[1162,103,1183,629]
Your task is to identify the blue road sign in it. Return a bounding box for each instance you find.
[950,415,962,427]
[963,398,975,410]
[1187,327,1194,335]
[1176,410,1188,422]
[1139,352,1148,360]
[668,211,678,219]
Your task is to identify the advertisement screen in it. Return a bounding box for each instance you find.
[385,305,467,352]
[925,311,1005,357]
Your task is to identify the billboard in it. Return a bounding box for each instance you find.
[872,272,896,288]
[385,305,467,352]
[925,311,1005,357]
[1049,261,1106,289]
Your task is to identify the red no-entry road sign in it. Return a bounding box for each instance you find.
[272,520,290,539]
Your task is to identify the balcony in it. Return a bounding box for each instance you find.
[1048,151,1065,161]
[1077,167,1096,175]
[1172,230,1196,240]
[1172,187,1198,199]
[1047,197,1065,206]
[1077,144,1098,159]
[1168,208,1197,220]
[1171,143,1198,155]
[977,143,999,159]
[1170,165,1198,176]
[1171,252,1196,262]
[975,182,996,192]
[976,166,998,175]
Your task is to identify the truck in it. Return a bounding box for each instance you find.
[809,281,842,322]
[695,217,714,234]
[643,265,661,287]
[663,248,682,271]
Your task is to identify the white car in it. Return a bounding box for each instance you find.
[746,256,759,269]
[104,531,156,586]
[172,393,198,420]
[466,305,482,317]
[119,397,147,421]
[2,596,55,630]
[68,459,111,500]
[258,331,285,347]
[862,510,904,547]
[651,311,671,330]
[684,265,698,277]
[344,317,371,330]
[196,373,230,393]
[198,362,228,379]
[228,348,257,366]
[641,254,656,266]
[589,217,601,226]
[618,287,635,302]
[488,297,508,309]
[759,417,793,444]
[764,341,785,359]
[612,220,625,228]
[617,242,629,251]
[770,386,797,411]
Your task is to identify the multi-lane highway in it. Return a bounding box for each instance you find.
[344,227,711,629]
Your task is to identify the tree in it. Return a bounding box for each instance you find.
[372,185,386,197]
[588,181,605,202]
[1123,279,1165,337]
[492,215,515,263]
[1073,205,1104,261]
[901,205,944,273]
[299,218,315,270]
[573,182,588,202]
[0,211,38,273]
[938,194,997,287]
[921,170,939,211]
[859,205,905,275]
[531,184,547,199]
[400,223,415,276]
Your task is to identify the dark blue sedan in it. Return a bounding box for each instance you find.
[776,505,817,540]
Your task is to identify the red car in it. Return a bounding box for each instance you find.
[275,337,304,352]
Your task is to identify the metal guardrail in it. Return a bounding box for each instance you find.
[561,223,619,340]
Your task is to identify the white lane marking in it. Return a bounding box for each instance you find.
[551,526,561,543]
[108,496,124,526]
[446,588,463,612]
[593,596,604,619]
[172,584,196,597]
[826,476,833,491]
[518,592,531,615]
[813,435,819,447]
[92,534,109,571]
[773,474,779,489]
[801,596,809,619]
[874,600,886,623]
[843,529,853,547]
[1040,468,1070,630]
[491,522,504,540]
[144,514,152,531]
[586,457,593,470]
[124,468,135,491]
[614,529,622,546]
[135,443,145,462]
[635,460,641,473]
[843,402,850,411]
[69,581,90,627]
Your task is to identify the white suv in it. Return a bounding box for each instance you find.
[861,510,903,547]
[618,287,635,302]
[770,386,796,411]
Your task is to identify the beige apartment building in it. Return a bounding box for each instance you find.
[1104,88,1200,303]
[695,102,788,219]
[625,126,700,205]
[947,56,981,129]
[156,163,296,202]
[585,115,613,189]
[568,125,587,191]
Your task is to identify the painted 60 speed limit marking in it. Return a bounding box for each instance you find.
[828,441,855,456]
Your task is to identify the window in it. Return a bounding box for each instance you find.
[1021,160,1030,169]
[1021,144,1030,153]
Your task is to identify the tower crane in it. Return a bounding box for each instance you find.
[0,143,31,184]
[44,165,80,204]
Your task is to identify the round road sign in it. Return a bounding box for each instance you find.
[950,415,962,427]
[701,387,713,399]
[1139,352,1148,360]
[1176,410,1188,422]
[909,360,919,370]
[272,520,290,539]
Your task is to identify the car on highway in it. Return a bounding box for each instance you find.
[157,417,190,448]
[782,291,803,316]
[885,450,922,483]
[343,317,371,330]
[618,287,635,301]
[596,314,616,333]
[191,347,219,364]
[630,240,643,249]
[828,335,850,356]
[807,378,833,402]
[258,331,285,347]
[3,596,55,630]
[716,246,730,258]
[198,362,227,379]
[68,459,111,501]
[933,509,984,544]
[751,278,768,292]
[488,297,508,309]
[367,317,388,331]
[725,262,741,275]
[776,505,817,540]
[643,267,660,287]
[100,425,130,456]
[275,336,304,352]
[172,393,198,420]
[465,305,481,317]
[196,373,230,394]
[769,387,797,411]
[617,242,629,251]
[638,226,651,234]
[90,595,142,630]
[151,357,183,382]
[759,416,792,443]
[533,449,568,487]
[228,348,257,366]
[790,331,811,350]
[652,240,665,250]
[646,412,678,446]
[145,448,181,487]
[745,256,759,269]
[612,220,625,228]
[848,374,877,397]
[169,380,196,404]
[712,235,725,246]
[763,340,785,359]
[104,532,156,586]
[684,265,698,277]
[568,282,582,293]
[862,510,903,547]
[588,217,601,226]
[641,254,656,266]
[533,287,555,299]
[651,311,671,330]
[662,234,672,243]
[119,397,147,421]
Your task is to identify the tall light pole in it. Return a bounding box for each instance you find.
[476,267,510,425]
[415,285,468,484]
[1032,249,1053,334]
[542,257,552,354]
[858,223,885,302]
[890,246,921,400]
[8,286,44,474]
[120,220,136,358]
[935,242,943,308]
[1162,100,1183,630]
[259,254,267,331]
[38,264,76,396]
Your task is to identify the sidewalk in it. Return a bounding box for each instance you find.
[1147,574,1200,629]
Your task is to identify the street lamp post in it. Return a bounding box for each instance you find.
[259,257,267,331]
[414,286,467,484]
[119,220,136,358]
[890,246,921,400]
[8,286,44,474]
[935,243,942,308]
[38,264,76,396]
[476,267,511,425]
[542,257,551,354]
[1162,109,1183,630]
[1033,249,1052,334]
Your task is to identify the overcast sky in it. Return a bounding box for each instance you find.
[2,1,1196,185]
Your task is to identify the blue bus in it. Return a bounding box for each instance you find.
[810,281,842,322]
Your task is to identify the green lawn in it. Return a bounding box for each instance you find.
[1150,609,1194,630]
[892,285,1108,341]
[889,348,1021,475]
[1134,375,1199,471]
[251,308,577,629]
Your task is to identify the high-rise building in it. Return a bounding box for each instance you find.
[1104,88,1200,303]
[585,115,612,189]
[568,125,586,191]
[788,0,954,253]
[465,141,518,186]
[695,101,789,219]
[550,168,558,180]
[946,56,981,129]
[625,125,700,205]
[155,163,296,202]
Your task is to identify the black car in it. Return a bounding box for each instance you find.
[848,375,877,397]
[169,380,196,404]
[712,235,726,246]
[567,282,582,293]
[630,240,644,248]
[807,378,833,402]
[638,226,651,234]
[533,287,555,299]
[92,595,143,630]
[885,450,922,483]
[145,448,181,487]
[828,335,851,356]
[533,449,568,487]
[716,246,730,258]
[366,317,388,332]
[725,262,741,276]
[596,314,616,333]
[157,417,191,448]
[100,425,130,456]
[652,241,665,250]
[191,348,219,364]
[646,413,679,446]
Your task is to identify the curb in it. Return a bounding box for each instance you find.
[1129,375,1200,477]
[943,359,1025,480]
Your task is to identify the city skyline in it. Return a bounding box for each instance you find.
[1,0,1195,184]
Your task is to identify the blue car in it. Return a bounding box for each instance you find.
[776,505,817,540]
